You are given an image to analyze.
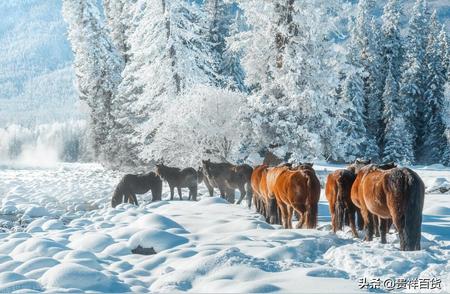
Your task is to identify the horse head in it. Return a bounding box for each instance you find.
[349,158,372,174]
[376,162,397,170]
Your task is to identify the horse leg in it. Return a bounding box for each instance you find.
[191,185,197,201]
[278,203,289,229]
[219,186,226,199]
[227,188,235,203]
[373,215,380,237]
[246,184,253,209]
[236,185,246,205]
[360,207,374,241]
[286,206,293,229]
[130,193,138,206]
[379,218,388,244]
[348,207,358,238]
[170,185,174,200]
[356,208,364,230]
[177,186,182,200]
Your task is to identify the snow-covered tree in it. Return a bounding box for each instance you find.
[150,85,244,166]
[364,18,385,156]
[233,0,348,162]
[205,0,246,91]
[422,11,447,163]
[112,0,217,167]
[103,0,136,62]
[382,66,414,163]
[381,0,403,79]
[442,66,450,165]
[399,0,430,159]
[62,0,124,162]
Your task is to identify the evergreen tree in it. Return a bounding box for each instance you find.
[62,0,124,162]
[381,0,403,79]
[422,11,447,163]
[113,0,216,167]
[442,65,450,165]
[399,0,430,160]
[382,66,414,163]
[365,18,385,155]
[204,0,246,91]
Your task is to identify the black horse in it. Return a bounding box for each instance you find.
[201,159,253,206]
[111,172,162,208]
[155,164,198,201]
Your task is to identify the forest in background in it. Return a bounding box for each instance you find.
[62,0,450,169]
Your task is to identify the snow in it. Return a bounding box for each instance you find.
[0,162,449,292]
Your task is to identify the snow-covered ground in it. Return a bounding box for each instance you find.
[0,162,449,293]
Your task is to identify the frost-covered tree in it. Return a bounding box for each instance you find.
[421,11,447,163]
[62,0,124,162]
[365,18,385,155]
[205,0,246,91]
[113,0,217,167]
[381,0,403,79]
[382,66,414,163]
[103,0,136,62]
[150,85,244,166]
[399,0,430,159]
[233,0,348,162]
[442,66,450,165]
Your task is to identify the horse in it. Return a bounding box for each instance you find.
[111,172,162,208]
[155,164,198,201]
[251,164,270,220]
[267,164,320,229]
[325,160,371,237]
[201,160,253,207]
[351,164,424,251]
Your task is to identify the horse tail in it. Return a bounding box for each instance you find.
[334,177,346,231]
[403,169,424,251]
[305,173,319,229]
[388,168,424,251]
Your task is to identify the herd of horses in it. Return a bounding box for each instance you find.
[111,159,425,251]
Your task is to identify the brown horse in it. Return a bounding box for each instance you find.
[201,160,253,207]
[351,164,424,251]
[251,164,269,219]
[156,164,198,201]
[267,165,320,229]
[325,160,371,237]
[111,172,162,208]
[326,168,359,236]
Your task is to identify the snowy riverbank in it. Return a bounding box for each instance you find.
[0,163,449,292]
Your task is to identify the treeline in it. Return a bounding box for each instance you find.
[62,0,450,169]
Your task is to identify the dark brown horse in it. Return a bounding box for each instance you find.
[156,164,198,201]
[325,160,371,236]
[267,165,320,229]
[351,164,424,251]
[326,168,358,236]
[201,160,253,207]
[111,172,162,208]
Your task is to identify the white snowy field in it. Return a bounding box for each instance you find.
[0,162,449,293]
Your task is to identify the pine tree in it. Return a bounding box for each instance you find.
[442,65,450,165]
[399,0,430,161]
[381,0,403,79]
[422,11,447,163]
[365,18,384,156]
[204,0,246,91]
[103,0,136,62]
[113,0,217,167]
[382,66,414,163]
[62,0,124,162]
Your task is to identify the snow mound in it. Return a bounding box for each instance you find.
[40,263,130,292]
[196,196,229,206]
[132,213,185,231]
[426,177,450,193]
[23,206,50,218]
[15,257,60,275]
[69,233,114,253]
[128,229,188,252]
